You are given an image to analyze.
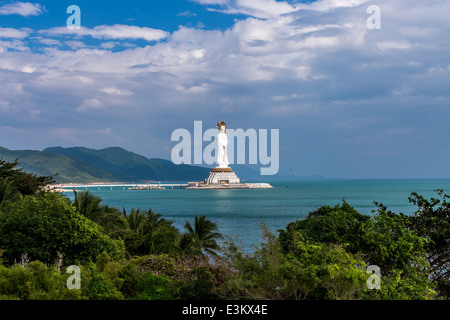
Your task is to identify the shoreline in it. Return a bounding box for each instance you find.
[50,181,274,191]
[51,182,189,192]
[52,182,189,187]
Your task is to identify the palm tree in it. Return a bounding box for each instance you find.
[0,177,19,209]
[122,208,182,256]
[72,190,126,238]
[122,208,145,232]
[181,215,223,258]
[121,208,146,254]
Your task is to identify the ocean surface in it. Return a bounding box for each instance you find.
[63,179,450,251]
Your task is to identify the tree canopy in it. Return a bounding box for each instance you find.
[0,157,447,300]
[0,192,124,266]
[0,158,54,196]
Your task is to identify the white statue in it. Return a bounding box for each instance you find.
[216,121,229,168]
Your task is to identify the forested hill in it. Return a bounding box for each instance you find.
[0,146,210,184]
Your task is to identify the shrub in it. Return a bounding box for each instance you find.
[0,192,124,266]
[79,262,124,300]
[0,261,84,300]
[119,254,186,299]
[133,273,178,300]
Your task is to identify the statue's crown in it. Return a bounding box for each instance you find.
[217,121,227,132]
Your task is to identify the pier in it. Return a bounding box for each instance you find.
[52,182,273,192]
[53,183,189,192]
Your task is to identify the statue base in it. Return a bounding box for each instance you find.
[185,167,273,189]
[205,168,240,184]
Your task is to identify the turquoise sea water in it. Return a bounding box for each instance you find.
[64,179,450,251]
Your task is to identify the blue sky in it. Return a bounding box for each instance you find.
[0,0,450,179]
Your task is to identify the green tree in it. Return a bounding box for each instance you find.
[0,192,124,266]
[366,203,429,277]
[132,273,177,300]
[72,190,126,239]
[408,189,450,298]
[0,158,54,196]
[122,208,181,256]
[0,178,20,209]
[119,254,186,299]
[223,224,368,300]
[279,200,370,255]
[278,201,434,300]
[181,216,223,258]
[79,261,124,300]
[178,266,217,300]
[0,261,85,300]
[282,239,368,300]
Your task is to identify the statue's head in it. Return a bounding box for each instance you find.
[217,121,227,133]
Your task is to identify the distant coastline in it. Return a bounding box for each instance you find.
[52,181,274,191]
[0,146,212,184]
[52,182,189,191]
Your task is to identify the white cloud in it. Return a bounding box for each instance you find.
[76,99,102,112]
[0,39,29,51]
[29,109,40,116]
[101,87,133,96]
[192,0,229,5]
[64,40,90,50]
[76,76,94,84]
[377,41,412,52]
[37,38,62,46]
[0,2,44,16]
[297,0,369,12]
[41,25,169,42]
[2,0,450,177]
[0,101,12,111]
[200,0,367,19]
[0,27,31,39]
[207,0,298,19]
[392,86,415,97]
[177,10,198,17]
[92,25,169,41]
[21,65,35,73]
[49,127,118,144]
[4,0,448,85]
[100,41,120,49]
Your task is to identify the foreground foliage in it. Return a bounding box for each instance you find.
[0,158,448,300]
[0,192,125,266]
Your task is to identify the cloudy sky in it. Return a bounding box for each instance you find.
[0,0,449,179]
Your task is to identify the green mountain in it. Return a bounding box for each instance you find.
[44,146,211,182]
[0,146,211,184]
[0,146,328,184]
[0,146,117,183]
